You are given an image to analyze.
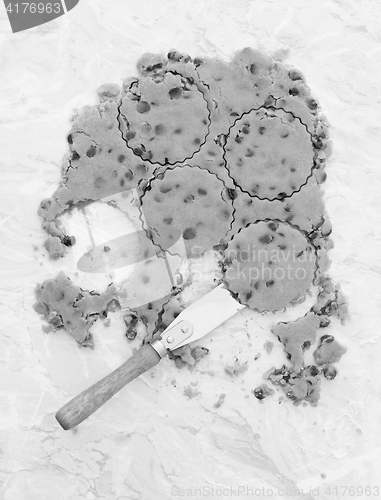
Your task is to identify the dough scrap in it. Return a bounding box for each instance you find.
[224,108,314,200]
[313,334,347,365]
[265,365,321,405]
[312,275,349,322]
[43,235,65,260]
[230,175,327,239]
[38,101,155,222]
[272,312,321,371]
[223,221,316,312]
[33,271,116,345]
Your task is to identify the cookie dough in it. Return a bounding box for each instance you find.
[223,221,316,312]
[33,271,116,345]
[312,275,348,322]
[141,165,234,256]
[224,108,314,200]
[38,101,155,224]
[35,48,347,403]
[119,73,210,164]
[230,165,329,241]
[272,312,321,371]
[265,365,321,405]
[313,334,347,365]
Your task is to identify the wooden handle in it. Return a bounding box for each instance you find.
[55,344,161,430]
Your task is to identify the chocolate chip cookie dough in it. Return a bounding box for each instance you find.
[33,271,116,346]
[223,221,316,312]
[119,73,210,165]
[35,48,347,404]
[224,108,314,200]
[141,165,234,256]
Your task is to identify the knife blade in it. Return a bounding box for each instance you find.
[158,284,245,350]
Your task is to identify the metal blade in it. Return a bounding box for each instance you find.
[161,284,245,349]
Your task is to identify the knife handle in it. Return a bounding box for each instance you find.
[55,343,162,430]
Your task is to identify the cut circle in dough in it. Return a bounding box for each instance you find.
[224,108,314,200]
[223,221,316,312]
[119,73,210,165]
[141,166,234,256]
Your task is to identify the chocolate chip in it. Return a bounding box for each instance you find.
[169,88,182,99]
[86,146,96,158]
[183,227,196,240]
[167,51,179,60]
[302,341,311,350]
[126,131,136,140]
[320,317,331,328]
[254,388,265,400]
[320,334,335,344]
[264,95,275,107]
[289,69,303,81]
[67,134,73,144]
[61,235,75,247]
[136,101,151,113]
[259,234,272,244]
[267,221,279,231]
[307,98,318,110]
[155,124,165,135]
[306,365,318,376]
[323,365,337,380]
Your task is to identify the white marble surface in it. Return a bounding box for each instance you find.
[1,1,381,499]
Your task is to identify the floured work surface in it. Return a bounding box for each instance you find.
[34,48,348,405]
